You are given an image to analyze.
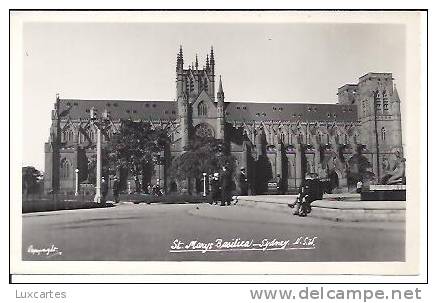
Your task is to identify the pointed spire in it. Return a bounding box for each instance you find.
[392,83,400,103]
[206,54,209,68]
[176,45,184,71]
[195,54,199,70]
[210,46,215,73]
[218,75,223,93]
[217,75,224,104]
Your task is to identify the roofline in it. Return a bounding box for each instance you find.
[358,72,393,80]
[337,83,358,91]
[226,101,356,106]
[58,98,356,106]
[59,98,173,103]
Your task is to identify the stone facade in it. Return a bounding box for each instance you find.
[44,47,404,194]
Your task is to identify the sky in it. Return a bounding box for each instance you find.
[22,21,405,171]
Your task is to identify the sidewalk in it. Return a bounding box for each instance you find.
[233,194,405,222]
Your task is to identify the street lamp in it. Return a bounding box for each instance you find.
[74,168,79,196]
[202,172,207,197]
[90,107,110,203]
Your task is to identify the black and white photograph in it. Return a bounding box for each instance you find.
[9,11,425,277]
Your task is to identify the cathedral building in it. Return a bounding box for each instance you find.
[44,46,404,194]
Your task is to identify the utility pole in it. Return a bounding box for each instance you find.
[90,107,111,203]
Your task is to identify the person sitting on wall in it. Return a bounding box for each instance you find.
[356,180,363,193]
[381,151,406,185]
[291,175,316,216]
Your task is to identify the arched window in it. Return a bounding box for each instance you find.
[63,129,72,142]
[375,90,381,110]
[298,133,303,144]
[382,90,389,111]
[88,129,95,142]
[60,158,71,180]
[198,101,207,116]
[195,123,214,138]
[381,127,386,141]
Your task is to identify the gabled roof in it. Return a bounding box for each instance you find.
[225,102,357,122]
[57,99,358,123]
[58,99,177,121]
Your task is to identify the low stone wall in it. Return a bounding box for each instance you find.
[310,200,405,222]
[234,195,405,222]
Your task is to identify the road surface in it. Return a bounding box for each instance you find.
[22,202,405,262]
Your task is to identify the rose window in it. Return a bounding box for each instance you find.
[195,123,214,138]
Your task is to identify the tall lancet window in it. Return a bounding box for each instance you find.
[60,158,71,180]
[375,90,381,111]
[381,127,386,141]
[198,101,207,116]
[382,90,389,111]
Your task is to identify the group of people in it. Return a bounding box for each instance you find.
[289,176,319,217]
[209,166,236,206]
[147,180,164,196]
[100,176,120,204]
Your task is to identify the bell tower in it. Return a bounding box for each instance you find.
[356,72,403,180]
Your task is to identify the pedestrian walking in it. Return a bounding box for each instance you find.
[220,166,232,206]
[101,177,108,203]
[112,176,120,203]
[238,167,248,196]
[276,174,284,195]
[209,172,220,205]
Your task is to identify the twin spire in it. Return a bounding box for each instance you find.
[176,45,215,72]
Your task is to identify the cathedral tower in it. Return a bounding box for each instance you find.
[175,46,219,147]
[44,94,61,192]
[356,72,403,180]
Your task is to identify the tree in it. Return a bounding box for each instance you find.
[105,120,168,191]
[170,137,236,182]
[22,166,42,195]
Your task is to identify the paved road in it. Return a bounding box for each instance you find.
[22,203,405,262]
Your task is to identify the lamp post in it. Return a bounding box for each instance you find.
[202,172,207,197]
[74,168,79,196]
[90,107,110,203]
